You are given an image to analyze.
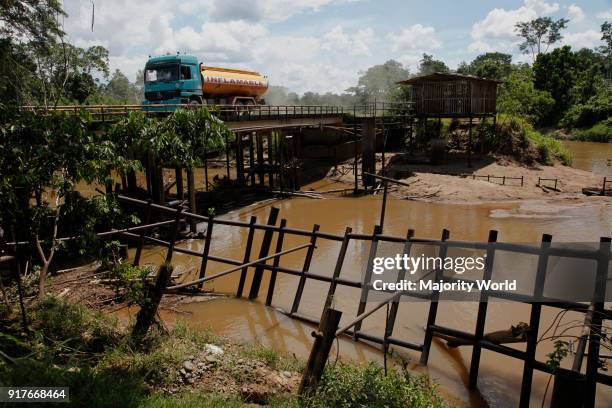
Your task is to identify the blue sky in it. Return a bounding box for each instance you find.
[63,0,612,93]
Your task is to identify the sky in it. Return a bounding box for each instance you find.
[62,0,612,94]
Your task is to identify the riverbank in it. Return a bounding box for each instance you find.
[0,294,450,407]
[327,153,609,204]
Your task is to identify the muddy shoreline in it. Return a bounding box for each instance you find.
[326,153,610,205]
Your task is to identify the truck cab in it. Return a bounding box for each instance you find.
[142,54,202,108]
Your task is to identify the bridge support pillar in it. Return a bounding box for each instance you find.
[361,118,376,188]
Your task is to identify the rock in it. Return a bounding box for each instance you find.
[241,384,272,405]
[183,360,195,372]
[67,366,80,373]
[204,344,224,355]
[179,368,187,377]
[205,355,219,364]
[281,371,292,379]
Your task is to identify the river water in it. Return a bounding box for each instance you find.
[132,142,611,407]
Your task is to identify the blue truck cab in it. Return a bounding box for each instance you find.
[142,54,202,109]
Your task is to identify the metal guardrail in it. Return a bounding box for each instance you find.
[21,102,415,123]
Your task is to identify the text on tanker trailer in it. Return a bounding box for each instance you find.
[142,54,268,107]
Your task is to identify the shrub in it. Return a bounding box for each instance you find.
[303,362,448,408]
[488,114,572,165]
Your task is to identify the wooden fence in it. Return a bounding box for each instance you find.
[114,194,611,408]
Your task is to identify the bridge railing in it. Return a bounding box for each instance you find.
[22,102,415,123]
[21,104,349,123]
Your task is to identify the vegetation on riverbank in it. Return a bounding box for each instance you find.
[0,296,450,407]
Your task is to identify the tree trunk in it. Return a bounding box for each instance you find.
[131,263,173,343]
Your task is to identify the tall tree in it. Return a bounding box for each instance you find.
[417,54,449,76]
[346,59,409,103]
[533,46,580,124]
[515,17,569,59]
[457,52,512,80]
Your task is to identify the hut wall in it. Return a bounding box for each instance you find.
[413,80,497,116]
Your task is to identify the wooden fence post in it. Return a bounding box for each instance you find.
[519,233,552,408]
[583,236,611,408]
[420,228,450,365]
[385,229,415,345]
[324,227,352,311]
[133,199,152,266]
[236,216,257,298]
[197,216,214,289]
[353,225,382,339]
[248,207,280,299]
[299,307,343,395]
[469,230,498,389]
[266,219,287,306]
[291,224,321,314]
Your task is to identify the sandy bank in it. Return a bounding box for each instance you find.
[327,153,610,204]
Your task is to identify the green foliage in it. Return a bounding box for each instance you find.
[515,17,568,59]
[560,81,612,129]
[303,362,448,408]
[488,114,572,165]
[417,53,449,76]
[498,64,555,124]
[346,60,410,104]
[139,392,244,408]
[457,52,513,80]
[546,340,569,372]
[33,296,120,353]
[568,120,612,142]
[107,260,153,308]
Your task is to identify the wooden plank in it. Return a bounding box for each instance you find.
[353,224,382,339]
[236,216,257,298]
[266,219,287,306]
[290,224,320,314]
[248,207,280,299]
[469,230,498,389]
[419,229,450,365]
[519,234,552,408]
[324,227,352,311]
[385,229,415,343]
[584,237,611,408]
[197,216,215,289]
[133,199,152,266]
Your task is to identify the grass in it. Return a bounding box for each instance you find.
[568,120,612,142]
[494,114,573,166]
[0,296,451,407]
[302,362,449,408]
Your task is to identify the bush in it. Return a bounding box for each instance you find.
[303,362,448,408]
[490,114,572,165]
[569,120,612,142]
[33,296,120,353]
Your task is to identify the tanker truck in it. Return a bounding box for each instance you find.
[142,54,268,107]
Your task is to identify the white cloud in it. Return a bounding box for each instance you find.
[562,30,602,49]
[321,26,374,56]
[597,9,612,19]
[468,0,561,55]
[567,4,585,23]
[524,0,559,15]
[388,24,441,52]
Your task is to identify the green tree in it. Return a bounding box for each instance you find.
[103,69,139,103]
[417,54,449,76]
[0,105,138,298]
[497,64,554,124]
[599,22,612,78]
[515,17,568,59]
[346,59,409,103]
[457,52,513,80]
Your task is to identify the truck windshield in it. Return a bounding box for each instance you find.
[145,65,178,83]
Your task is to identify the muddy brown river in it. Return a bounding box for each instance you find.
[129,142,611,407]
